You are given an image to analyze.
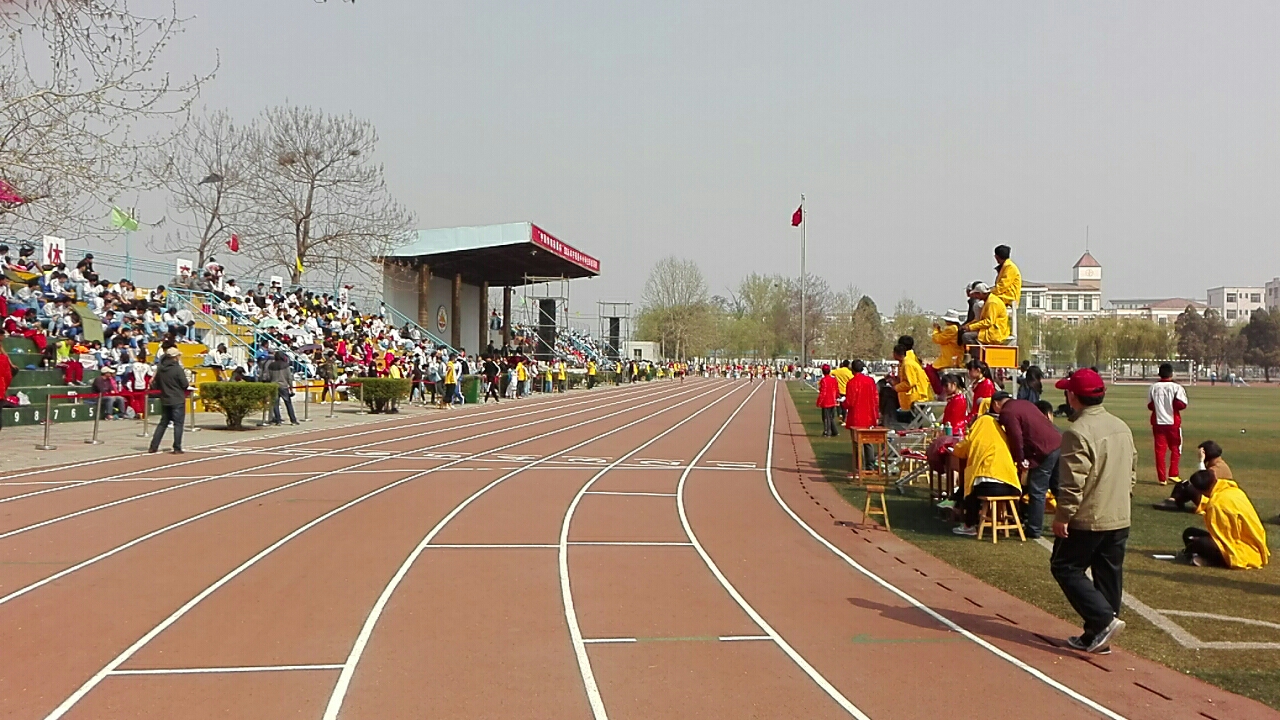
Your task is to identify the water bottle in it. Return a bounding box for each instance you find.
[943,422,952,437]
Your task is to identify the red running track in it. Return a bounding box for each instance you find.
[0,378,1273,719]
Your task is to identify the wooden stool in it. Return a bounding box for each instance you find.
[862,484,890,531]
[850,427,892,530]
[850,427,890,481]
[978,496,1026,544]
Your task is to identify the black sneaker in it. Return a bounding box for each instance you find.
[1066,635,1111,654]
[1087,618,1125,653]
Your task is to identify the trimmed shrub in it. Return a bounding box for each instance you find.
[359,377,411,413]
[199,382,277,429]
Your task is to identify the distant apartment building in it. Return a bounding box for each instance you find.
[1205,286,1265,325]
[1022,252,1105,325]
[1266,278,1280,313]
[1109,298,1206,326]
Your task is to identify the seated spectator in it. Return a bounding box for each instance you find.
[948,400,1022,536]
[1153,440,1233,512]
[1181,470,1269,568]
[891,341,933,422]
[966,359,996,425]
[203,343,235,381]
[959,282,1010,347]
[931,310,965,370]
[89,365,129,419]
[940,373,968,436]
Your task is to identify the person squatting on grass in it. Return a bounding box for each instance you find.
[947,394,1022,537]
[1148,362,1189,485]
[1049,368,1136,655]
[1153,440,1232,512]
[1180,470,1269,569]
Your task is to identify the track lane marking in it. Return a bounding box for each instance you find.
[108,664,342,676]
[41,382,728,720]
[763,381,1129,720]
[319,382,742,720]
[0,380,669,502]
[2,382,698,610]
[0,383,667,543]
[674,383,871,719]
[557,385,752,720]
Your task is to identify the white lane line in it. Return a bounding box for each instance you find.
[583,491,677,497]
[718,635,772,642]
[43,383,726,720]
[0,383,663,544]
[582,638,637,645]
[321,383,742,720]
[425,544,557,549]
[2,383,693,610]
[108,664,343,676]
[0,379,662,503]
[568,542,692,547]
[675,384,870,719]
[558,385,749,720]
[763,381,1128,720]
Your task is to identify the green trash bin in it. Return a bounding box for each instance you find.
[461,374,481,404]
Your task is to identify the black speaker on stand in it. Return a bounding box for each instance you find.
[537,299,557,361]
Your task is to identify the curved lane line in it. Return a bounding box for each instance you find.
[673,383,872,719]
[1,382,693,609]
[0,380,663,503]
[0,383,662,541]
[39,381,723,719]
[761,381,1128,720]
[320,381,742,720]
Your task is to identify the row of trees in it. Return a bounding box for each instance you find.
[152,107,413,286]
[635,257,1280,380]
[1,1,402,287]
[635,256,935,362]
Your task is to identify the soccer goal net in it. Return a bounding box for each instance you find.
[1110,358,1196,384]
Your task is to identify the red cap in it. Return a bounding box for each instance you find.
[1055,368,1106,398]
[822,363,831,371]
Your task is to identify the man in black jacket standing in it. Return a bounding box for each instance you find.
[149,347,191,454]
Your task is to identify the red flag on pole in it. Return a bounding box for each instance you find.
[226,234,240,253]
[0,179,27,206]
[791,204,803,227]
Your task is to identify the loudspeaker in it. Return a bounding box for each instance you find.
[537,299,556,361]
[607,317,620,360]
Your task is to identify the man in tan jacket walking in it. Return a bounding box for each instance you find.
[1050,369,1137,654]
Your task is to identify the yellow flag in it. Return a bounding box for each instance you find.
[295,257,304,275]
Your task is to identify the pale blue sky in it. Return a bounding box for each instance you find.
[146,0,1280,315]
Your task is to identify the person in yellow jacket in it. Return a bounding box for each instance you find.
[931,311,965,370]
[948,396,1022,536]
[992,245,1022,309]
[556,360,567,392]
[960,284,1010,346]
[1183,470,1269,568]
[892,342,934,416]
[586,359,597,389]
[515,360,528,397]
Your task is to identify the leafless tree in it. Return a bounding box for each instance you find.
[0,0,216,235]
[238,105,413,287]
[150,110,250,267]
[638,256,715,359]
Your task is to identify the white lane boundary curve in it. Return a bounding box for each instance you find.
[319,382,742,720]
[674,384,871,719]
[0,382,662,543]
[3,382,696,610]
[40,381,729,719]
[764,381,1129,720]
[0,380,667,503]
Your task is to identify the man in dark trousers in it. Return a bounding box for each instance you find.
[994,392,1062,539]
[482,355,501,403]
[149,347,191,454]
[1049,369,1136,654]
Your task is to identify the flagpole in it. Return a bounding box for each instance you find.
[799,193,806,372]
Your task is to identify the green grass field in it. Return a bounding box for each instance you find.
[788,382,1280,709]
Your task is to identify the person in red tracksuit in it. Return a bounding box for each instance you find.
[940,373,969,437]
[1147,362,1189,485]
[816,364,839,436]
[842,360,881,469]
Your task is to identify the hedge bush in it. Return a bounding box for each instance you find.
[358,377,411,413]
[199,382,277,429]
